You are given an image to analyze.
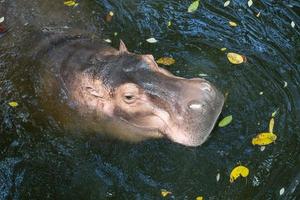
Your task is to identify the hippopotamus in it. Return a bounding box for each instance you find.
[1,0,224,147]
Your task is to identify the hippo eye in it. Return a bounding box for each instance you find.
[123,93,136,104]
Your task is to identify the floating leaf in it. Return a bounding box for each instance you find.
[8,101,18,107]
[161,189,172,197]
[221,47,227,51]
[108,11,114,16]
[291,21,295,28]
[218,115,232,127]
[167,21,172,27]
[269,117,274,133]
[271,108,279,117]
[146,37,158,43]
[227,52,246,64]
[229,21,238,27]
[106,11,114,22]
[64,0,78,7]
[283,81,288,88]
[259,91,263,95]
[104,39,112,43]
[0,17,4,23]
[188,0,200,13]
[256,11,261,17]
[156,57,175,66]
[0,24,6,33]
[224,1,230,7]
[252,132,277,146]
[230,165,249,183]
[279,187,285,195]
[216,173,220,182]
[248,0,253,7]
[196,196,203,200]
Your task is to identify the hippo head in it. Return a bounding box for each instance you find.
[66,40,224,147]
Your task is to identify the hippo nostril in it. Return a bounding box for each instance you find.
[189,103,203,110]
[188,100,205,111]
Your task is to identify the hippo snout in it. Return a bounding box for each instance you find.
[162,79,224,146]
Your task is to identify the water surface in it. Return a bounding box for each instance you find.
[0,0,299,199]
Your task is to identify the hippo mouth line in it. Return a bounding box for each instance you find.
[120,109,172,137]
[118,116,165,138]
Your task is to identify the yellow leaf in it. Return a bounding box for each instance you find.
[269,118,275,133]
[156,57,176,66]
[8,101,18,107]
[64,1,77,7]
[229,21,238,27]
[167,21,172,27]
[230,165,249,183]
[227,52,246,64]
[221,47,227,51]
[252,132,277,146]
[161,189,172,197]
[196,196,204,200]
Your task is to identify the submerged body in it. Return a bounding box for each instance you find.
[2,0,224,147]
[30,31,224,147]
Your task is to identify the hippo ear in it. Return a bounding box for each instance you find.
[86,86,104,98]
[119,40,128,53]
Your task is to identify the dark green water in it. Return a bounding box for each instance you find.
[0,0,300,199]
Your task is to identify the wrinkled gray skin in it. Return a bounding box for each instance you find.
[2,0,224,146]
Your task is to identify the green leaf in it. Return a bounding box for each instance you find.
[188,0,200,13]
[218,115,232,127]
